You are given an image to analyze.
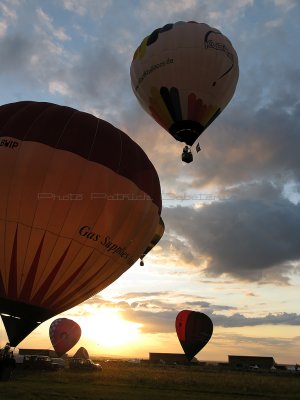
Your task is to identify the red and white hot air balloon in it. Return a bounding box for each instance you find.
[49,318,81,357]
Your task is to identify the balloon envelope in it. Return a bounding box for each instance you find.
[73,346,89,359]
[130,21,239,147]
[175,310,213,361]
[140,216,164,265]
[0,101,162,346]
[49,318,81,356]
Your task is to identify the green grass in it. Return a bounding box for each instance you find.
[1,362,300,400]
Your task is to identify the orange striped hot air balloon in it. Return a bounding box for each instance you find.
[0,101,162,346]
[130,21,239,162]
[139,216,164,266]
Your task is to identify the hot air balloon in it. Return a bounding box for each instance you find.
[49,318,81,357]
[139,216,164,266]
[73,346,89,360]
[130,21,239,162]
[175,310,213,361]
[0,101,162,346]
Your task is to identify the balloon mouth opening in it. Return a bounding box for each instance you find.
[169,120,204,146]
[0,296,55,346]
[0,296,54,321]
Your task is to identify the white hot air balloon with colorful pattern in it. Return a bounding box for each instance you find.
[130,21,239,163]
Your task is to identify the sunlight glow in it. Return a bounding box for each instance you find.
[77,308,142,350]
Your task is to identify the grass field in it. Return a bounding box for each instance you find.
[1,361,300,400]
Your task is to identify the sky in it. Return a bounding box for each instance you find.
[0,0,300,365]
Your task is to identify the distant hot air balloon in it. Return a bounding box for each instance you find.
[130,21,239,162]
[73,346,89,360]
[49,318,81,357]
[0,101,162,346]
[140,216,164,266]
[175,310,213,361]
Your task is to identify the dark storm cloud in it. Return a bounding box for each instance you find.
[163,196,300,282]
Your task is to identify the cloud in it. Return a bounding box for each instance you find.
[215,331,300,350]
[114,291,173,300]
[69,44,128,105]
[271,0,297,12]
[0,35,34,74]
[0,7,130,122]
[136,0,198,22]
[121,303,300,333]
[77,293,300,335]
[0,28,74,100]
[0,1,18,24]
[135,0,254,33]
[0,20,7,39]
[265,18,283,29]
[62,0,88,16]
[62,0,112,18]
[36,7,71,42]
[48,80,72,96]
[213,312,300,327]
[163,195,300,283]
[245,291,256,297]
[179,95,300,191]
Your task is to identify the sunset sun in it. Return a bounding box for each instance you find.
[78,308,142,350]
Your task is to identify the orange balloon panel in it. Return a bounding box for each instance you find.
[0,101,162,346]
[130,21,239,146]
[49,318,81,356]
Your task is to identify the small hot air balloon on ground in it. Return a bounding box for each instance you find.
[49,318,81,357]
[73,346,89,359]
[140,216,165,266]
[130,21,239,162]
[0,101,162,346]
[176,310,213,361]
